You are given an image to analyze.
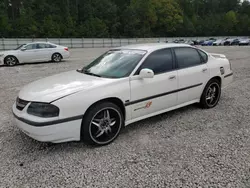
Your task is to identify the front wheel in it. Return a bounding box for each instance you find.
[200,79,221,109]
[4,56,19,66]
[81,102,124,146]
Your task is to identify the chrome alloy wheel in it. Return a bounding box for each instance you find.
[52,54,61,62]
[6,56,17,66]
[89,107,122,145]
[206,82,220,107]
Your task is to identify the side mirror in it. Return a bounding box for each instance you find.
[139,68,154,79]
[21,48,26,51]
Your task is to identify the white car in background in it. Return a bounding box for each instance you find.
[12,43,233,146]
[0,42,70,66]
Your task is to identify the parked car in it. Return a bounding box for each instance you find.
[0,42,70,66]
[213,38,229,46]
[201,39,216,46]
[239,38,250,46]
[185,40,194,45]
[192,40,200,45]
[173,39,185,43]
[230,39,240,46]
[224,38,239,46]
[13,43,233,146]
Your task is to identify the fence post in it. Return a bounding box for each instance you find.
[128,38,130,44]
[103,38,105,48]
[2,38,5,50]
[17,38,19,47]
[59,38,61,45]
[111,38,113,47]
[71,38,73,48]
[92,38,94,48]
[120,37,121,46]
[82,37,84,48]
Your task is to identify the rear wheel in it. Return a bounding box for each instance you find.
[81,102,124,146]
[200,79,221,109]
[4,56,19,66]
[52,53,62,62]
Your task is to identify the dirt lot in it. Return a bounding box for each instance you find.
[0,46,250,188]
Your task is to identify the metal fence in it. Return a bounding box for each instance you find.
[0,36,243,50]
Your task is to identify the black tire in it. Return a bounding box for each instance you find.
[4,55,19,66]
[200,79,221,109]
[51,53,62,62]
[81,102,124,146]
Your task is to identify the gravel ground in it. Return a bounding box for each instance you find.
[0,46,250,188]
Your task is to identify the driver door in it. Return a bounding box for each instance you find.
[129,48,178,119]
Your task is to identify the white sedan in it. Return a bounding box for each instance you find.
[0,42,70,66]
[12,43,233,146]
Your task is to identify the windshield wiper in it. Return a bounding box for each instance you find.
[77,69,102,77]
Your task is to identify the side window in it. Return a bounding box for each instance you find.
[36,43,46,49]
[175,47,202,69]
[198,49,208,63]
[136,48,173,75]
[25,44,36,50]
[46,44,56,48]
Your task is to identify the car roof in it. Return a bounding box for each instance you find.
[115,43,191,52]
[26,42,55,44]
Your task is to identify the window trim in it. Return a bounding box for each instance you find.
[172,47,207,70]
[197,49,208,63]
[133,48,175,76]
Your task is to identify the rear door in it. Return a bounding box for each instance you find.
[35,43,50,61]
[129,48,178,119]
[174,47,210,105]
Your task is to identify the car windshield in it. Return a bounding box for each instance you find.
[79,49,147,78]
[15,44,26,50]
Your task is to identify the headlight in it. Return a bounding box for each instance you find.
[27,102,60,118]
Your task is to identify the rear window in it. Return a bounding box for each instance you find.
[46,44,57,48]
[174,47,202,69]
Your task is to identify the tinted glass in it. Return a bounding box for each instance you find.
[81,50,146,78]
[136,49,173,75]
[25,44,36,50]
[175,48,202,69]
[37,43,46,49]
[198,49,208,63]
[46,44,56,48]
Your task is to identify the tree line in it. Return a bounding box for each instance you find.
[0,0,250,38]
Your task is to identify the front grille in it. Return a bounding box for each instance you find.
[16,97,29,111]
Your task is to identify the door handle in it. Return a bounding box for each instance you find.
[169,75,176,80]
[202,68,208,72]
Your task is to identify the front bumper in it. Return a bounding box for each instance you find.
[12,104,82,143]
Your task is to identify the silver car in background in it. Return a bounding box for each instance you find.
[0,42,70,66]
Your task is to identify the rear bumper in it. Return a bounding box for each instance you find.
[62,51,70,59]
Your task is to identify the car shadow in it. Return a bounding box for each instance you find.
[0,61,67,67]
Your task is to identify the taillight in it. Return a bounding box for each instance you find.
[64,47,69,51]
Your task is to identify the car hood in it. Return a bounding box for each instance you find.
[18,70,115,103]
[0,50,16,55]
